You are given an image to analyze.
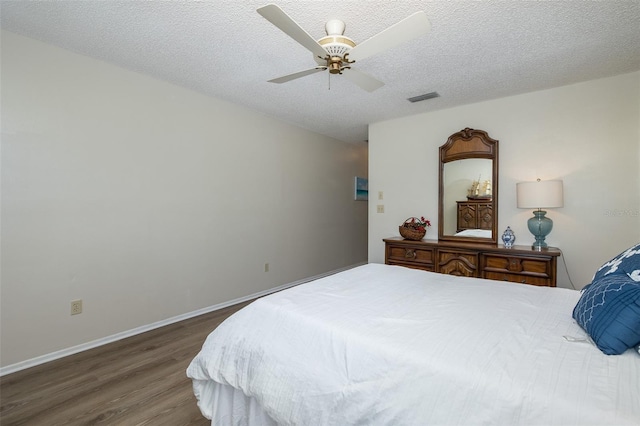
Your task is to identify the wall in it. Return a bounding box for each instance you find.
[0,31,368,369]
[369,72,640,289]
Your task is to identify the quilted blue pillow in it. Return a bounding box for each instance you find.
[573,274,640,355]
[592,242,640,282]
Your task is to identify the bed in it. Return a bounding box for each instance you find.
[187,248,640,425]
[453,229,492,238]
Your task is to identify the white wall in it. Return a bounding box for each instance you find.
[369,72,640,289]
[0,31,368,368]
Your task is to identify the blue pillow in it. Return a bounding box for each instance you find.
[573,274,640,355]
[592,242,640,282]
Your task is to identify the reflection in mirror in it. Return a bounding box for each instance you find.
[442,159,493,236]
[438,128,498,244]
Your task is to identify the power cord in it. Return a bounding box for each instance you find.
[558,248,578,290]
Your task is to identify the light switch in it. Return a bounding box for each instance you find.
[377,205,385,213]
[378,191,384,200]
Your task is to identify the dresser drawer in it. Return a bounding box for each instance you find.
[483,271,551,286]
[482,254,554,286]
[437,249,478,277]
[386,243,435,270]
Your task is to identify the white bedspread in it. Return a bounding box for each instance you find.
[187,264,640,425]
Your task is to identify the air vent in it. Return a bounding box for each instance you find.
[407,92,440,103]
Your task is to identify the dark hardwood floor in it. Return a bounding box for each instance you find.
[0,300,252,425]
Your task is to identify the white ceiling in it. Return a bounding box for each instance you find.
[2,1,639,143]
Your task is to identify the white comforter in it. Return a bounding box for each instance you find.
[187,264,640,425]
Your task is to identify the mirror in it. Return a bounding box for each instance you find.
[438,128,499,244]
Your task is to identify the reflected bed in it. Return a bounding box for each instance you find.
[453,228,492,238]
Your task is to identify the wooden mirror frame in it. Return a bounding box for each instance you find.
[438,128,499,244]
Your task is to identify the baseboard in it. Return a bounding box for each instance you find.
[0,262,366,377]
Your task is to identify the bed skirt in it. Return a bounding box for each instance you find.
[193,379,277,426]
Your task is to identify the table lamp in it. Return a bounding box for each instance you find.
[516,179,564,250]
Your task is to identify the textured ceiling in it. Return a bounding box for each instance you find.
[2,1,639,143]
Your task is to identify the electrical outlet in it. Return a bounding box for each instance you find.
[377,205,385,213]
[71,299,83,315]
[264,263,269,272]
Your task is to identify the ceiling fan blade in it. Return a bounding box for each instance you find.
[257,4,328,59]
[341,68,385,92]
[348,11,430,62]
[268,67,326,84]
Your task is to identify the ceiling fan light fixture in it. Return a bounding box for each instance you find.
[318,35,356,57]
[318,19,356,58]
[325,19,346,36]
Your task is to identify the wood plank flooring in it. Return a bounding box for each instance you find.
[0,300,252,426]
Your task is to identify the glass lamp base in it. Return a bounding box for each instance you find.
[527,210,553,250]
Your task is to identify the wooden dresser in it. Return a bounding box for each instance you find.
[456,200,493,232]
[384,237,560,287]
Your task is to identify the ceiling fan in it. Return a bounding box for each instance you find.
[257,4,431,92]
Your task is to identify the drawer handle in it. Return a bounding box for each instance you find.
[405,249,417,259]
[503,275,528,284]
[502,275,527,284]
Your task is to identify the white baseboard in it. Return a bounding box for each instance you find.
[0,262,365,377]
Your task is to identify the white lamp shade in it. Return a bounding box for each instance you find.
[516,180,564,209]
